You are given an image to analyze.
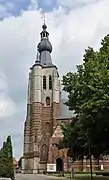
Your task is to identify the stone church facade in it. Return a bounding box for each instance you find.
[22,22,73,173]
[22,22,109,174]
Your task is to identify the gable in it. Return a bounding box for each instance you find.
[52,125,64,138]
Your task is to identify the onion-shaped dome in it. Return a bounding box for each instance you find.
[37,39,52,53]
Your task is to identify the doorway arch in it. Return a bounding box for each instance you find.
[56,158,63,172]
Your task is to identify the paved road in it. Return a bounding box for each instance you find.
[15,173,67,180]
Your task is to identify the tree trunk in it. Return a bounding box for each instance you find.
[80,158,83,171]
[89,144,93,180]
[97,158,100,171]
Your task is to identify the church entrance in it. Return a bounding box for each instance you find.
[56,158,63,172]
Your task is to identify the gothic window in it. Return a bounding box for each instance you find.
[49,75,52,89]
[46,96,50,106]
[35,129,37,142]
[46,122,50,133]
[41,144,48,161]
[43,76,46,89]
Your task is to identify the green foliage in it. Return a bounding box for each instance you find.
[0,136,14,180]
[60,118,88,161]
[61,34,109,160]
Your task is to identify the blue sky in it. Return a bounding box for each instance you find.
[0,0,59,19]
[0,0,29,18]
[38,0,58,11]
[0,0,100,19]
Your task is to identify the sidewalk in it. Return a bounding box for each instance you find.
[45,174,72,180]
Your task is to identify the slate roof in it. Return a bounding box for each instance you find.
[60,99,74,118]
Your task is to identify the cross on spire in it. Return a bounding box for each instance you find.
[41,11,45,24]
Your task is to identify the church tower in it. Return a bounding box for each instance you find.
[22,23,60,173]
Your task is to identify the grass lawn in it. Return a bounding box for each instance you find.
[74,175,109,180]
[47,173,109,180]
[71,173,109,180]
[47,172,109,180]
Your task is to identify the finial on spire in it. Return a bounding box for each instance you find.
[41,11,47,31]
[41,11,46,25]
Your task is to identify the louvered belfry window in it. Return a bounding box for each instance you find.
[43,76,46,89]
[49,75,52,89]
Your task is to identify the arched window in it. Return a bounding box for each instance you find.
[46,96,50,106]
[46,122,50,133]
[41,144,48,161]
[49,75,52,89]
[43,76,46,89]
[35,129,37,142]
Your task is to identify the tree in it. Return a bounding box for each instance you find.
[5,136,14,180]
[61,34,109,179]
[0,146,8,178]
[60,118,86,159]
[0,136,14,180]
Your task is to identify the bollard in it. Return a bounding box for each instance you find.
[71,168,74,179]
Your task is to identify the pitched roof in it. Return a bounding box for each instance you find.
[52,125,64,138]
[60,99,74,118]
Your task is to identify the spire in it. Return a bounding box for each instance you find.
[40,23,49,40]
[35,52,41,64]
[40,12,49,40]
[35,15,56,68]
[37,22,52,53]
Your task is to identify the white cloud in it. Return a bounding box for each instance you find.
[28,0,38,10]
[0,73,16,119]
[0,73,7,92]
[0,5,11,19]
[0,94,17,119]
[58,0,101,8]
[0,0,109,158]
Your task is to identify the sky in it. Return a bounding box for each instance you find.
[0,0,109,160]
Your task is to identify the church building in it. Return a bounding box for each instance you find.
[22,22,109,174]
[22,22,73,174]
